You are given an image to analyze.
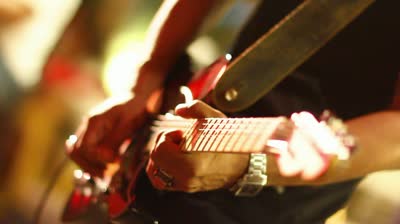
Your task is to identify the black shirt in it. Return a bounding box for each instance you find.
[133,1,399,224]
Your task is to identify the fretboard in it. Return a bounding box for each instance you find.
[151,115,292,153]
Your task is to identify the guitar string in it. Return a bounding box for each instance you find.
[153,117,284,153]
[227,118,244,152]
[179,119,198,152]
[192,118,213,152]
[235,117,254,153]
[220,118,238,153]
[203,118,224,152]
[153,118,274,133]
[181,119,204,152]
[250,118,267,152]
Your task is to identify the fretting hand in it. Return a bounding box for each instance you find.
[147,100,352,192]
[146,100,250,192]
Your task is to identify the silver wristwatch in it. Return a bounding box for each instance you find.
[231,153,268,197]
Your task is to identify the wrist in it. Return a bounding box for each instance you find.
[131,60,169,105]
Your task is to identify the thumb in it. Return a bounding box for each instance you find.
[175,100,226,119]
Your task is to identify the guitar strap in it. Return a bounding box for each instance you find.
[212,0,375,113]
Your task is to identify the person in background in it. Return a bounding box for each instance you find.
[67,1,400,223]
[0,1,107,223]
[0,0,31,193]
[0,1,31,222]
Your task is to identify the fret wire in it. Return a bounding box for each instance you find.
[219,118,238,152]
[212,119,231,152]
[234,117,254,153]
[152,126,278,133]
[204,118,221,152]
[154,118,194,132]
[179,119,201,152]
[196,119,216,152]
[204,119,222,152]
[186,119,203,152]
[190,119,209,152]
[228,118,245,152]
[193,118,214,152]
[154,117,285,153]
[260,119,275,151]
[243,118,260,153]
[248,118,267,153]
[258,118,270,152]
[156,118,283,131]
[155,117,286,126]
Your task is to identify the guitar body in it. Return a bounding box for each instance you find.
[62,55,231,223]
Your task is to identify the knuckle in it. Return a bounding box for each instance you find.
[150,143,163,160]
[186,100,202,112]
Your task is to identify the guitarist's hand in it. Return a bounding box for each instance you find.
[146,100,351,192]
[146,100,250,192]
[66,94,148,177]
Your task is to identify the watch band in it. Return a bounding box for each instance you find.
[231,153,268,197]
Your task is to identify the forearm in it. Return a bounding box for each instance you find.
[268,110,400,186]
[132,0,217,100]
[339,111,400,172]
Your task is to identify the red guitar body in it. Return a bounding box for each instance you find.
[62,55,231,223]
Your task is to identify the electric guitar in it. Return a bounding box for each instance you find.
[61,55,354,224]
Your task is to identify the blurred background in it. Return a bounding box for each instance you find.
[0,0,399,223]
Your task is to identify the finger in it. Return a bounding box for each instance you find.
[289,128,331,180]
[175,100,226,119]
[293,112,349,158]
[96,134,128,163]
[80,116,130,164]
[153,130,184,154]
[68,118,88,154]
[69,149,107,177]
[65,135,78,154]
[164,130,184,144]
[300,147,332,180]
[97,113,142,163]
[146,160,167,190]
[72,118,108,165]
[151,132,188,176]
[151,130,204,184]
[275,146,302,177]
[88,146,119,164]
[291,112,335,179]
[68,133,113,177]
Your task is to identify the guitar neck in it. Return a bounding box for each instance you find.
[152,115,293,153]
